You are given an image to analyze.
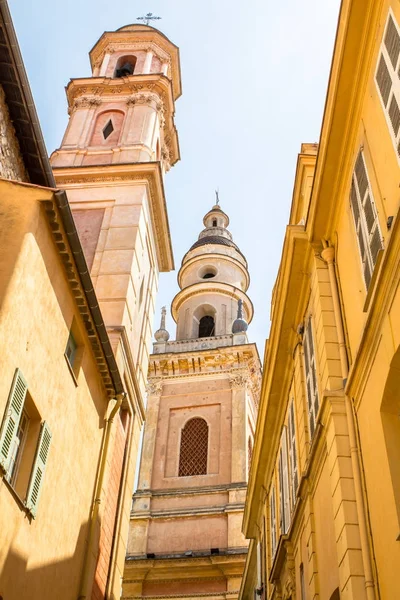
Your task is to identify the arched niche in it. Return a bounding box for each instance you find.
[89,110,125,147]
[381,346,400,524]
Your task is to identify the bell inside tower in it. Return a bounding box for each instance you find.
[198,315,215,338]
[115,55,136,77]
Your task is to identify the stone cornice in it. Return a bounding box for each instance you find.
[131,502,245,520]
[52,162,174,272]
[40,194,116,396]
[147,342,261,400]
[134,481,247,498]
[171,282,254,324]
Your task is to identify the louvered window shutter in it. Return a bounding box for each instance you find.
[288,399,299,505]
[0,369,27,473]
[26,422,52,518]
[351,151,383,288]
[376,12,400,157]
[279,427,290,534]
[303,318,319,438]
[270,486,277,558]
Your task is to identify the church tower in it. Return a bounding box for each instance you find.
[50,24,181,599]
[51,23,181,395]
[124,204,261,600]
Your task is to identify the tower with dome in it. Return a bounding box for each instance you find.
[123,203,261,600]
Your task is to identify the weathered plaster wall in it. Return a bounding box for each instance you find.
[0,85,27,182]
[0,182,109,600]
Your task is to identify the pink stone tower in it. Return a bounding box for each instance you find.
[50,24,181,599]
[124,204,262,600]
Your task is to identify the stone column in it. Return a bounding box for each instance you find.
[143,50,154,74]
[230,369,248,482]
[100,51,112,76]
[137,378,163,490]
[161,61,169,76]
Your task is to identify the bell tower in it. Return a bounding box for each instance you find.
[124,203,261,600]
[50,24,181,600]
[51,23,181,395]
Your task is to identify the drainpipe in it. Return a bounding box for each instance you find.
[78,392,126,600]
[321,242,376,600]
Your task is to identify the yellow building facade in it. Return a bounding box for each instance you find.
[241,1,400,599]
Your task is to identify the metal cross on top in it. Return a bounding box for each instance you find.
[137,12,162,26]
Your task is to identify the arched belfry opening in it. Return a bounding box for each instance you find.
[199,315,215,338]
[191,304,217,339]
[114,55,137,78]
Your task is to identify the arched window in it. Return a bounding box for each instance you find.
[212,219,217,227]
[199,315,215,338]
[178,417,208,476]
[114,55,137,78]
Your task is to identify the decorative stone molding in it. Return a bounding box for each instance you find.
[229,369,249,390]
[68,96,102,114]
[146,379,163,396]
[282,567,296,600]
[126,92,163,110]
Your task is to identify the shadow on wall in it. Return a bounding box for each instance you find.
[0,517,106,600]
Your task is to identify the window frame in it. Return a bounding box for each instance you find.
[178,417,209,477]
[270,485,277,559]
[0,369,52,518]
[303,316,320,440]
[350,150,383,289]
[288,398,299,508]
[375,9,400,161]
[279,426,290,534]
[7,409,30,487]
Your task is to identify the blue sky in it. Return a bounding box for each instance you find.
[9,0,340,357]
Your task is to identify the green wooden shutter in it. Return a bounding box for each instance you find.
[26,422,52,518]
[0,369,27,473]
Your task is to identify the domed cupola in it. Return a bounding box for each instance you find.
[170,200,253,342]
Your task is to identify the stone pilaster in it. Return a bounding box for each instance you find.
[325,393,366,599]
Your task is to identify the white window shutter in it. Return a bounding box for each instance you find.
[279,427,290,534]
[0,369,27,473]
[351,151,383,288]
[288,399,299,506]
[26,421,52,518]
[303,318,319,438]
